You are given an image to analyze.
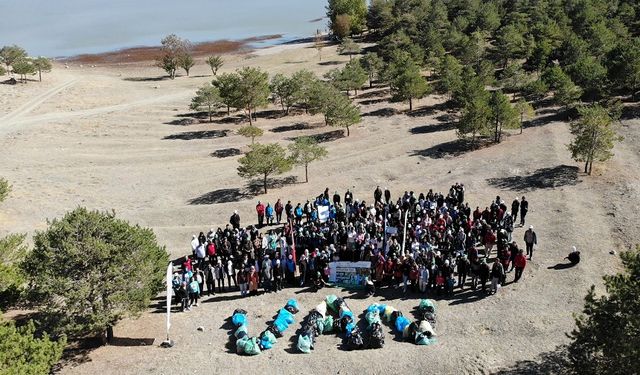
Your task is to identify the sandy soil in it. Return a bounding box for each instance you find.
[1,41,638,375]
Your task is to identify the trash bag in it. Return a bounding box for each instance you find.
[232,312,247,327]
[315,301,328,317]
[346,327,364,350]
[285,299,299,314]
[234,324,248,340]
[325,295,338,309]
[395,316,411,333]
[278,308,295,324]
[323,316,334,333]
[383,306,397,322]
[390,310,403,326]
[297,334,313,353]
[366,322,385,348]
[259,330,277,350]
[237,336,261,355]
[418,299,436,313]
[414,320,436,345]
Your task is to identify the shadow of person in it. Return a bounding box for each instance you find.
[547,262,577,270]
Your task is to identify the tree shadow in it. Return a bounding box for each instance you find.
[547,262,577,270]
[410,139,483,159]
[189,176,298,205]
[526,110,570,128]
[213,116,246,125]
[486,165,581,191]
[271,122,309,133]
[357,88,389,99]
[164,118,199,126]
[210,148,242,158]
[256,109,286,120]
[362,108,399,117]
[109,337,155,346]
[318,60,343,66]
[359,98,389,106]
[189,188,253,205]
[290,130,345,143]
[492,345,571,375]
[163,129,229,140]
[122,76,166,82]
[409,122,455,134]
[407,101,453,117]
[621,102,640,120]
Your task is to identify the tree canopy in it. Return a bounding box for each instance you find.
[156,34,191,79]
[32,57,52,82]
[288,136,328,183]
[236,67,270,125]
[327,0,367,36]
[0,320,65,375]
[190,84,223,122]
[386,51,430,111]
[568,246,640,374]
[206,55,223,76]
[237,143,293,194]
[23,207,169,339]
[568,104,623,175]
[237,125,264,145]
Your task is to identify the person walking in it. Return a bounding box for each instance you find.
[511,198,520,223]
[524,225,537,260]
[519,196,528,226]
[513,249,527,282]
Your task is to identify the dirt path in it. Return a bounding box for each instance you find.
[0,79,78,126]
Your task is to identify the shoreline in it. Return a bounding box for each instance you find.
[62,34,288,65]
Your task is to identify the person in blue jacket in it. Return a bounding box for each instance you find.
[265,203,274,225]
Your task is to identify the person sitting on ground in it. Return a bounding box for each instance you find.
[566,246,581,265]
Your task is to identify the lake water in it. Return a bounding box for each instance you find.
[0,0,328,57]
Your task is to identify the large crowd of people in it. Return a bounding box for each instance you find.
[172,185,537,311]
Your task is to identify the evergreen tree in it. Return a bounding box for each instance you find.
[237,143,293,193]
[288,136,328,183]
[567,105,623,175]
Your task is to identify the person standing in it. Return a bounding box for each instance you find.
[265,203,274,225]
[206,262,216,296]
[479,259,490,293]
[513,250,527,282]
[256,201,266,227]
[520,196,529,226]
[188,277,200,307]
[511,198,520,223]
[275,199,284,224]
[230,210,241,230]
[490,260,504,294]
[384,188,391,204]
[237,268,248,297]
[261,255,272,292]
[374,186,383,203]
[524,226,537,260]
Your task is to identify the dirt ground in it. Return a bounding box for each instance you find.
[1,41,638,375]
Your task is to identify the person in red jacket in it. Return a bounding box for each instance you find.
[274,199,284,224]
[513,249,527,282]
[256,200,266,227]
[483,229,496,259]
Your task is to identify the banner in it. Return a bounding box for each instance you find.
[166,262,173,337]
[318,205,330,223]
[328,261,371,289]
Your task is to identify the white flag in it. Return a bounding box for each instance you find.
[166,262,173,335]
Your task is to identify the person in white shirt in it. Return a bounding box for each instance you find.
[190,235,199,256]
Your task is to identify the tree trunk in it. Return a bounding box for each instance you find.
[263,173,268,194]
[346,126,350,137]
[208,105,212,122]
[248,107,253,126]
[305,164,309,183]
[520,113,524,134]
[588,160,593,175]
[369,75,373,88]
[251,136,255,145]
[227,105,230,116]
[584,161,589,174]
[409,98,413,111]
[106,325,114,344]
[38,69,42,82]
